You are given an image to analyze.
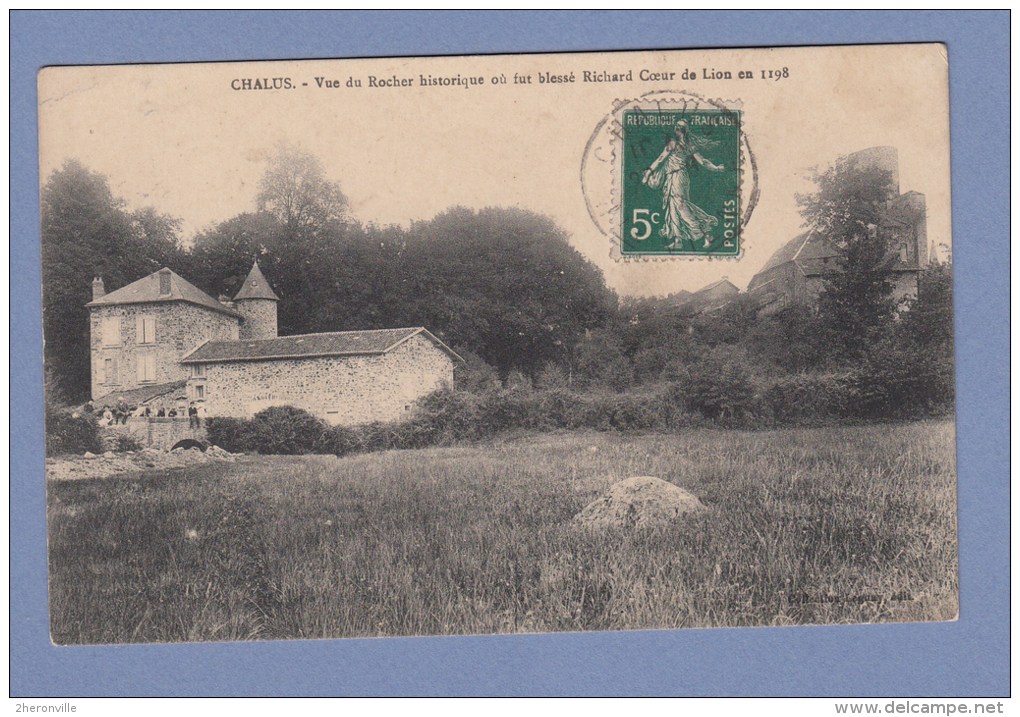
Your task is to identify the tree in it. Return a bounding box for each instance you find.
[187,212,284,299]
[396,207,616,375]
[256,145,349,233]
[612,294,699,384]
[747,304,825,372]
[692,294,759,347]
[898,258,953,354]
[879,258,955,416]
[572,328,634,390]
[796,154,900,362]
[193,157,614,377]
[41,160,185,402]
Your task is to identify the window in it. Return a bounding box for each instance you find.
[103,357,118,384]
[191,364,205,378]
[101,317,121,346]
[194,384,205,399]
[137,353,156,383]
[137,316,156,344]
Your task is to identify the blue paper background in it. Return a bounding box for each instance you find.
[11,10,1009,696]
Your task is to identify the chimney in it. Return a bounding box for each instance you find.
[158,268,172,296]
[92,276,105,301]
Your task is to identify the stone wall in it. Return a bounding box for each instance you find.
[90,302,240,401]
[196,333,455,425]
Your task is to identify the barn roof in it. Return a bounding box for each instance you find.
[87,268,241,318]
[181,327,463,364]
[752,231,842,282]
[678,278,740,313]
[692,278,739,295]
[757,232,814,274]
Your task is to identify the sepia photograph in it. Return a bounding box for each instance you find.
[37,44,957,646]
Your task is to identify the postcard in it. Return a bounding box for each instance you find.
[38,43,955,644]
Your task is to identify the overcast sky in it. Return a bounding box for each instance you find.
[39,45,951,298]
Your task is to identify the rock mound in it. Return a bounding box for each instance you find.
[49,443,238,481]
[574,476,705,529]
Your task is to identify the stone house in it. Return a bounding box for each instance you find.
[746,232,841,316]
[87,261,461,425]
[748,146,929,316]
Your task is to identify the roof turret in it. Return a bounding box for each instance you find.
[234,260,279,302]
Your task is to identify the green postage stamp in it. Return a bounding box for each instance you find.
[620,109,742,256]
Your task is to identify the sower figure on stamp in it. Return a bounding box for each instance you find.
[642,119,725,249]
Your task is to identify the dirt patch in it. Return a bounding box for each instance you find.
[574,475,705,529]
[46,446,238,481]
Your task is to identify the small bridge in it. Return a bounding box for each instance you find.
[100,417,208,451]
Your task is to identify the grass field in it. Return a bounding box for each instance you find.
[47,420,958,644]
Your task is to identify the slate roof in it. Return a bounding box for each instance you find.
[87,268,241,318]
[93,379,188,407]
[234,260,279,301]
[181,327,463,364]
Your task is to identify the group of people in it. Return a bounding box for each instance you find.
[82,399,206,428]
[83,402,133,426]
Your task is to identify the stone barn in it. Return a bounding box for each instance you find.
[87,261,461,427]
[748,146,929,316]
[181,328,459,426]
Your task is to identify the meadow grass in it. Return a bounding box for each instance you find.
[47,419,958,643]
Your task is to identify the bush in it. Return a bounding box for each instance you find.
[249,406,326,455]
[532,388,590,429]
[46,408,102,456]
[604,390,668,431]
[356,421,414,453]
[851,343,954,419]
[761,373,857,422]
[479,386,542,433]
[205,417,256,454]
[683,362,756,419]
[535,362,571,390]
[454,350,501,394]
[654,382,704,430]
[405,389,486,446]
[315,424,364,457]
[113,434,143,452]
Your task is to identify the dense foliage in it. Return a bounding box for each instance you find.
[45,407,102,456]
[796,155,901,363]
[41,160,184,401]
